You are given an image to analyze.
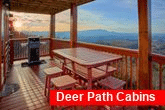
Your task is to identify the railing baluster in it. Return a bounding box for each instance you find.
[125,56,128,89]
[16,41,18,58]
[24,40,26,58]
[44,40,45,55]
[40,41,42,55]
[23,40,24,58]
[43,40,45,55]
[136,58,139,89]
[20,41,22,58]
[120,57,123,79]
[130,56,133,89]
[41,40,43,55]
[22,41,24,58]
[19,41,20,58]
[14,41,16,58]
[42,40,43,55]
[13,42,15,58]
[159,64,163,90]
[25,40,26,57]
[116,60,118,77]
[18,41,19,58]
[44,40,45,54]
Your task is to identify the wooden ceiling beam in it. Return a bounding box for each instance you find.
[10,2,69,14]
[10,4,53,14]
[11,0,71,6]
[10,1,71,9]
[9,0,94,14]
[10,5,67,15]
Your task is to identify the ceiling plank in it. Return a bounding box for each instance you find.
[9,0,94,14]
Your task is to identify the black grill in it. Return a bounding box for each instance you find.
[28,37,40,64]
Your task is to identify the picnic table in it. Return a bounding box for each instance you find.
[52,47,122,89]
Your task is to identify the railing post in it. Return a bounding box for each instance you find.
[3,6,8,83]
[50,38,54,58]
[138,0,152,109]
[50,14,55,58]
[138,0,152,89]
[10,40,14,65]
[70,3,77,48]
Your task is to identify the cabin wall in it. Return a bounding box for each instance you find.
[0,4,9,90]
[0,4,4,90]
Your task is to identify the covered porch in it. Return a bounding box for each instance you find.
[0,0,165,110]
[0,56,138,110]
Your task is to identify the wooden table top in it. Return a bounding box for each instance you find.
[53,47,122,67]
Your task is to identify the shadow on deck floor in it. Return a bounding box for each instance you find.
[0,57,138,110]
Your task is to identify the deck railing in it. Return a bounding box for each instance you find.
[8,38,165,90]
[52,38,165,90]
[10,38,50,62]
[152,54,165,90]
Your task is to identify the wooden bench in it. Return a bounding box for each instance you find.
[51,75,77,110]
[64,64,116,88]
[98,76,126,89]
[51,75,77,90]
[98,76,126,110]
[44,67,63,101]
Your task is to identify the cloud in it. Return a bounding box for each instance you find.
[10,0,165,33]
[15,25,50,32]
[152,0,165,19]
[78,8,138,32]
[151,0,165,33]
[11,8,138,33]
[11,11,50,28]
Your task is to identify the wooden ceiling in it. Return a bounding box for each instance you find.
[8,0,94,14]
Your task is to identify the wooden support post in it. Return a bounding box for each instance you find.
[0,0,2,90]
[70,3,77,48]
[3,7,7,83]
[138,0,152,90]
[138,0,152,109]
[50,14,55,58]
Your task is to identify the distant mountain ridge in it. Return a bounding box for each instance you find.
[22,29,165,43]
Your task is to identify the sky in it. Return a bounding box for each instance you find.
[11,0,165,33]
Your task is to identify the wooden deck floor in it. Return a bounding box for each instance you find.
[0,57,137,110]
[0,57,56,110]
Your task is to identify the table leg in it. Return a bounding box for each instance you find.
[79,78,82,85]
[44,76,48,96]
[62,59,66,75]
[87,68,92,90]
[105,63,109,74]
[47,77,51,101]
[116,61,119,77]
[72,61,76,78]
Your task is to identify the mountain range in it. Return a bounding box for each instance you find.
[22,29,165,43]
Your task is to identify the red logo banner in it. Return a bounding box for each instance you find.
[50,90,165,106]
